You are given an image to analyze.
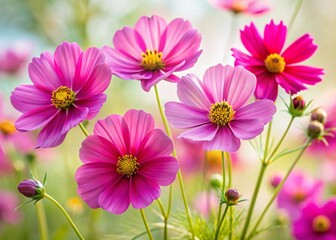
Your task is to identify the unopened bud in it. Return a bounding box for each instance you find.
[307,121,324,139]
[292,96,305,110]
[210,173,223,189]
[270,174,282,188]
[17,179,45,200]
[311,109,327,125]
[225,188,241,205]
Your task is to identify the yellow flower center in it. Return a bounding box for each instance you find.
[51,86,75,110]
[0,120,16,135]
[232,0,247,13]
[312,215,331,233]
[292,190,306,203]
[116,155,140,177]
[208,101,235,126]
[141,50,164,71]
[264,53,286,73]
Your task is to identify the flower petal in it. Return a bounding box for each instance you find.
[123,109,154,151]
[177,74,211,109]
[165,102,209,128]
[230,119,265,140]
[203,127,241,152]
[15,105,58,131]
[80,135,121,164]
[113,27,146,58]
[178,123,218,141]
[275,73,307,95]
[76,162,120,208]
[232,48,265,68]
[53,42,82,88]
[98,177,130,214]
[263,20,286,54]
[129,175,161,209]
[283,65,323,85]
[75,94,107,120]
[234,100,276,124]
[61,106,89,134]
[282,34,318,64]
[254,71,279,101]
[11,85,51,113]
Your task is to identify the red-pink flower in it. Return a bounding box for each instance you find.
[208,0,270,15]
[293,199,336,240]
[165,64,276,152]
[277,171,323,220]
[75,109,179,214]
[103,15,202,92]
[10,42,112,148]
[232,20,324,101]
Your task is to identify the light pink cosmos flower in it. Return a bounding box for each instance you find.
[10,42,112,148]
[0,191,21,229]
[165,64,276,152]
[103,15,202,92]
[0,41,31,74]
[75,109,179,214]
[277,171,323,221]
[208,0,270,15]
[232,20,324,101]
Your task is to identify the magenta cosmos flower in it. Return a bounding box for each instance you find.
[277,171,323,221]
[75,109,179,214]
[165,64,276,152]
[103,15,202,92]
[232,20,324,101]
[293,199,336,240]
[10,42,112,148]
[0,41,31,74]
[208,0,270,15]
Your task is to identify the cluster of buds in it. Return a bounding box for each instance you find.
[307,108,327,140]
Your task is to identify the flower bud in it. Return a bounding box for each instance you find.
[288,96,307,117]
[209,173,223,189]
[225,188,241,205]
[270,174,282,188]
[307,121,324,139]
[17,179,45,200]
[311,109,327,125]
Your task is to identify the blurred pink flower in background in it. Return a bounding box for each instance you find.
[165,64,276,152]
[232,20,324,101]
[208,0,270,15]
[10,42,112,148]
[0,146,13,176]
[103,15,202,92]
[193,191,219,218]
[0,41,32,75]
[277,171,323,220]
[292,199,336,240]
[0,191,21,229]
[76,110,179,214]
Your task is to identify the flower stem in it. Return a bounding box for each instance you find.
[225,152,232,188]
[214,204,230,240]
[79,123,89,137]
[35,201,49,240]
[140,209,154,240]
[288,0,304,31]
[216,152,226,228]
[44,193,85,240]
[153,84,195,238]
[247,139,312,239]
[157,199,167,240]
[223,14,239,63]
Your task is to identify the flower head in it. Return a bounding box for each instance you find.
[165,64,276,152]
[277,171,323,220]
[0,41,31,74]
[208,0,270,15]
[0,191,21,227]
[225,188,241,205]
[293,199,336,240]
[103,15,202,92]
[75,109,179,214]
[10,42,112,148]
[232,20,324,101]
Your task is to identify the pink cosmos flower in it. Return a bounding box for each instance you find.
[10,42,112,148]
[103,15,202,92]
[0,41,31,74]
[0,146,13,176]
[208,0,270,15]
[293,199,336,240]
[232,20,324,101]
[75,109,179,214]
[193,191,219,219]
[277,171,323,220]
[0,191,21,229]
[165,64,276,152]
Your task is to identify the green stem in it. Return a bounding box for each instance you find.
[44,194,85,240]
[156,199,167,240]
[216,152,226,228]
[229,207,234,240]
[247,140,312,239]
[79,123,89,137]
[140,209,154,240]
[223,14,239,63]
[153,84,195,238]
[267,116,295,163]
[288,0,304,31]
[214,205,230,240]
[240,162,268,240]
[263,122,272,162]
[35,201,49,240]
[225,152,232,188]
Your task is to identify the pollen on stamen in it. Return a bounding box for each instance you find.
[141,50,164,71]
[208,101,235,126]
[116,155,140,177]
[51,86,75,110]
[264,53,286,73]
